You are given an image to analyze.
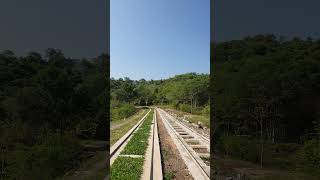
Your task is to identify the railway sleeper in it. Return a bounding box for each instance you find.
[185,138,199,143]
[174,128,183,131]
[190,144,207,149]
[186,140,200,145]
[180,134,193,139]
[193,148,209,153]
[176,130,185,133]
[198,153,210,159]
[178,132,188,135]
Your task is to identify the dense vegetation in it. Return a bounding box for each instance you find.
[0,49,109,179]
[212,35,320,175]
[110,73,210,118]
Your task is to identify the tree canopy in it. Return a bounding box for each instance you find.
[111,73,209,114]
[0,49,109,179]
[212,35,320,174]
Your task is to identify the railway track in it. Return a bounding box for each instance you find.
[142,108,163,180]
[157,108,210,180]
[110,109,151,165]
[109,109,162,180]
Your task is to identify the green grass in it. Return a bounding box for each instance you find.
[162,107,210,127]
[121,111,153,155]
[161,149,170,159]
[164,171,175,180]
[111,157,144,180]
[185,114,210,127]
[110,109,147,145]
[111,103,137,122]
[111,110,154,179]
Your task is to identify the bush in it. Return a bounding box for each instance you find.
[201,104,210,117]
[7,133,84,179]
[177,103,203,114]
[111,103,136,121]
[178,103,191,113]
[263,142,301,169]
[294,139,320,174]
[219,136,260,162]
[76,118,98,139]
[218,136,319,171]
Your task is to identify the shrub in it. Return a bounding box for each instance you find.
[177,103,203,114]
[201,104,210,117]
[111,103,136,121]
[7,133,84,179]
[76,118,98,139]
[218,136,320,171]
[178,103,191,113]
[220,136,259,161]
[294,139,320,174]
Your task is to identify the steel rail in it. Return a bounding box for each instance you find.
[157,108,210,180]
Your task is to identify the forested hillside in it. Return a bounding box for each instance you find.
[0,49,109,179]
[111,73,210,121]
[212,35,320,176]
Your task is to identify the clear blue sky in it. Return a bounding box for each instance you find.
[111,0,210,80]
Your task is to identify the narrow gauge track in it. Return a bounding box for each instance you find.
[167,111,210,149]
[141,109,163,180]
[110,109,151,165]
[157,108,210,180]
[109,109,162,180]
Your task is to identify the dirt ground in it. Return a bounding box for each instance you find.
[157,111,193,180]
[214,155,319,180]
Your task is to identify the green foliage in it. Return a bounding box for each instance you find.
[218,136,302,169]
[178,103,192,113]
[110,109,148,145]
[0,49,109,179]
[201,104,210,117]
[213,35,320,173]
[218,136,320,175]
[111,157,144,180]
[294,140,320,174]
[164,171,175,180]
[111,103,136,121]
[219,136,258,161]
[111,73,209,115]
[6,133,83,179]
[111,111,153,179]
[121,111,153,155]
